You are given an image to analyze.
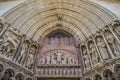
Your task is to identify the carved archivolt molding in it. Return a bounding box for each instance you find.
[1,0,117,41]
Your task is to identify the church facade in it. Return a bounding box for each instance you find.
[0,0,120,80]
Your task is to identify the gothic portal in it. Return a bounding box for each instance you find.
[0,0,120,80]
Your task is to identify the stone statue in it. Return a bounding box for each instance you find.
[0,27,23,59]
[17,41,29,65]
[61,54,65,64]
[115,66,120,80]
[46,56,50,64]
[62,54,66,64]
[82,46,90,70]
[106,31,120,56]
[26,44,37,69]
[1,70,14,80]
[89,42,99,65]
[97,36,109,60]
[105,71,115,80]
[66,57,69,64]
[53,52,58,64]
[0,35,15,59]
[57,52,62,64]
[95,75,102,80]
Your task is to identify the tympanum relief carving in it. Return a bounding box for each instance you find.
[40,50,78,65]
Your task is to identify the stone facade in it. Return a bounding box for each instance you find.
[0,0,120,80]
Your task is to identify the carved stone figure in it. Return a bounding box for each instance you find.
[105,71,115,80]
[0,27,23,59]
[0,38,8,54]
[115,66,120,80]
[106,31,120,56]
[82,46,91,70]
[57,51,62,64]
[61,54,65,64]
[95,75,102,80]
[97,36,109,60]
[26,44,37,69]
[1,70,14,80]
[40,50,77,65]
[17,41,29,65]
[0,35,15,59]
[46,56,50,64]
[15,74,24,80]
[89,42,99,65]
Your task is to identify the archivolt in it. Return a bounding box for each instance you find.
[1,0,117,41]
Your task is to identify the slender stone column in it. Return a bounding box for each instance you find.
[33,44,43,80]
[107,25,120,45]
[91,35,103,62]
[79,45,87,73]
[33,43,40,71]
[23,39,32,67]
[100,29,115,58]
[85,41,93,67]
[13,35,26,61]
[75,44,81,64]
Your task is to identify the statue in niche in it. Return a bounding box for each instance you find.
[58,51,64,64]
[115,66,120,80]
[42,57,47,64]
[0,35,15,59]
[46,56,51,64]
[0,37,8,54]
[95,75,102,80]
[53,52,58,64]
[16,41,29,65]
[66,57,69,64]
[82,46,90,70]
[43,57,46,64]
[50,54,55,64]
[69,57,75,64]
[0,27,23,59]
[114,65,120,80]
[97,36,109,60]
[26,44,37,69]
[105,71,115,80]
[71,58,74,64]
[61,54,65,64]
[105,31,120,56]
[89,42,99,65]
[1,70,14,80]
